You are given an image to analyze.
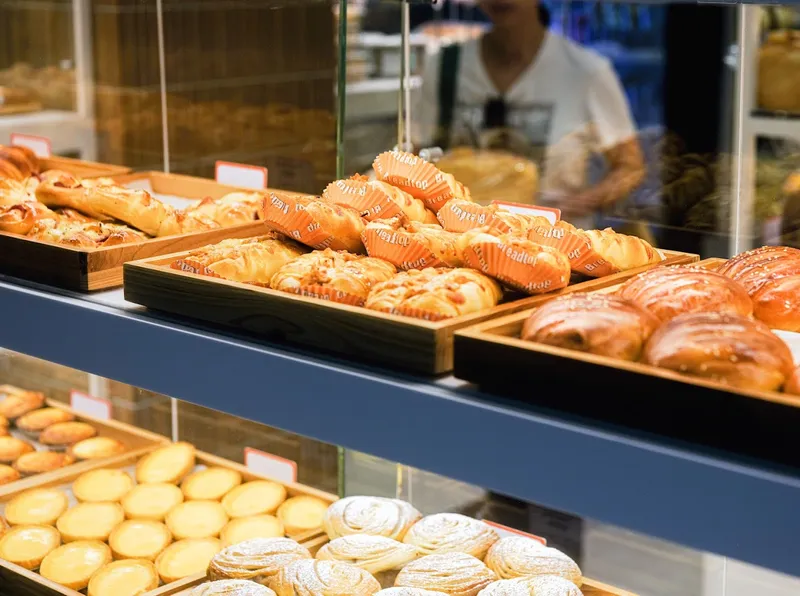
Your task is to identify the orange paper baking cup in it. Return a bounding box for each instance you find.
[262,193,340,250]
[324,179,403,222]
[462,241,570,295]
[527,225,619,277]
[373,151,459,212]
[437,201,498,233]
[171,259,224,280]
[278,285,365,306]
[362,226,446,270]
[370,304,451,322]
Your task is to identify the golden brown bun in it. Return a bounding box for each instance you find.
[0,463,21,485]
[9,145,39,173]
[39,540,112,590]
[13,451,74,475]
[87,558,159,596]
[15,407,75,434]
[108,519,172,561]
[0,524,61,569]
[403,514,498,560]
[220,515,284,547]
[272,558,381,596]
[5,488,69,525]
[208,536,312,583]
[366,268,502,321]
[0,201,59,235]
[165,500,229,539]
[0,145,39,176]
[56,502,125,542]
[644,312,795,391]
[191,580,277,595]
[0,390,44,420]
[68,436,127,460]
[323,496,422,541]
[38,421,96,447]
[362,218,465,269]
[521,293,660,361]
[786,366,800,395]
[73,468,134,503]
[562,223,663,272]
[0,158,24,181]
[317,534,418,587]
[276,495,328,535]
[28,219,148,248]
[0,413,7,427]
[222,480,287,518]
[122,483,184,521]
[0,436,35,463]
[184,192,264,227]
[135,441,196,484]
[477,576,582,596]
[395,553,497,596]
[0,425,7,437]
[484,537,582,586]
[156,537,223,583]
[0,514,7,534]
[718,246,800,280]
[181,466,242,501]
[35,174,111,220]
[324,177,438,224]
[437,200,548,235]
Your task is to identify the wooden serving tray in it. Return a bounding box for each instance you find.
[453,257,800,468]
[0,444,337,596]
[40,157,130,179]
[123,249,698,375]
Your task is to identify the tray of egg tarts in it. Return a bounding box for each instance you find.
[0,441,336,596]
[123,150,698,375]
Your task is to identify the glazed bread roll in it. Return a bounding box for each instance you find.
[323,496,421,541]
[484,537,582,586]
[521,293,660,361]
[271,558,381,596]
[13,452,74,475]
[643,312,795,391]
[0,145,38,177]
[395,553,497,596]
[16,407,74,436]
[362,218,464,269]
[317,535,419,587]
[617,266,753,322]
[786,366,800,395]
[570,225,662,272]
[0,436,35,464]
[437,200,549,235]
[366,268,502,321]
[191,580,277,595]
[403,514,498,560]
[477,576,582,596]
[208,537,312,584]
[39,421,97,447]
[324,175,438,224]
[184,192,264,227]
[0,390,44,420]
[28,219,148,248]
[35,173,112,221]
[717,246,800,279]
[0,201,59,235]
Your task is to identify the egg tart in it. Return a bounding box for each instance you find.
[222,480,287,518]
[0,436,35,463]
[166,500,229,539]
[155,537,223,583]
[0,463,21,485]
[56,501,125,542]
[5,487,69,526]
[15,407,75,436]
[276,495,328,536]
[135,441,196,484]
[39,421,97,448]
[68,436,127,460]
[73,468,134,502]
[0,524,61,569]
[181,466,242,501]
[13,451,74,475]
[87,559,159,596]
[39,540,112,590]
[0,391,44,420]
[108,519,172,561]
[122,482,184,521]
[220,514,284,547]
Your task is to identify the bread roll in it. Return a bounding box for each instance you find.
[643,312,795,391]
[484,537,581,586]
[0,201,59,235]
[0,146,37,178]
[323,496,421,541]
[184,192,263,227]
[617,266,753,322]
[324,176,437,224]
[785,366,800,395]
[35,173,112,221]
[437,200,548,235]
[271,558,381,596]
[477,576,582,596]
[208,537,311,584]
[403,514,498,561]
[362,218,464,270]
[522,293,659,361]
[317,535,418,587]
[394,553,497,596]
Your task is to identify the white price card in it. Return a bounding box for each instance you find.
[484,520,547,545]
[215,161,268,190]
[244,447,297,484]
[491,200,561,224]
[69,389,112,420]
[10,133,52,158]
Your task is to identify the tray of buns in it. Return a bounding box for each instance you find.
[123,150,698,375]
[0,385,167,494]
[0,441,336,596]
[0,153,310,291]
[454,248,800,468]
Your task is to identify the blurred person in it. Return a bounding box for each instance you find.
[414,0,646,229]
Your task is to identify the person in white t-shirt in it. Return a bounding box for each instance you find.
[414,0,645,228]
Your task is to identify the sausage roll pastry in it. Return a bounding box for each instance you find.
[362,218,464,270]
[184,192,264,227]
[29,219,148,248]
[0,201,59,235]
[35,172,114,221]
[324,175,438,224]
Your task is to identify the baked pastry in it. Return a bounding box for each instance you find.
[122,482,184,520]
[395,553,497,596]
[403,513,498,560]
[28,219,149,247]
[276,495,328,535]
[165,500,229,539]
[0,436,35,463]
[477,576,582,596]
[15,407,75,436]
[323,496,421,541]
[35,173,112,220]
[191,580,278,595]
[484,537,582,586]
[220,515,285,547]
[437,200,548,235]
[155,537,223,583]
[56,501,125,542]
[262,192,366,253]
[643,312,795,391]
[376,590,448,596]
[0,201,60,235]
[73,468,134,502]
[86,558,159,596]
[521,293,660,361]
[0,463,21,485]
[0,413,7,427]
[38,421,97,448]
[317,534,418,587]
[172,234,307,285]
[617,266,753,322]
[0,145,38,178]
[0,524,61,569]
[181,466,243,501]
[68,436,127,460]
[271,558,381,596]
[717,246,800,279]
[5,487,69,525]
[13,451,74,475]
[184,192,264,227]
[459,232,571,295]
[0,514,7,535]
[208,536,312,584]
[366,268,502,321]
[362,218,464,270]
[271,249,396,306]
[39,540,112,590]
[135,441,196,484]
[0,425,7,437]
[0,390,44,419]
[324,175,438,224]
[786,366,800,395]
[222,480,287,519]
[108,519,172,560]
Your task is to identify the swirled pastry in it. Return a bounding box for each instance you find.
[317,535,418,587]
[0,390,44,420]
[717,246,800,279]
[477,576,582,596]
[521,293,660,361]
[643,312,795,391]
[324,176,438,224]
[376,590,448,596]
[0,145,38,177]
[191,580,277,596]
[0,201,59,235]
[271,558,381,596]
[184,192,264,226]
[403,514,498,560]
[484,538,582,586]
[366,268,502,321]
[323,496,421,541]
[362,218,464,270]
[395,553,497,596]
[208,537,312,584]
[271,249,396,306]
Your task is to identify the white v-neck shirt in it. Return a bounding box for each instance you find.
[414,32,636,223]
